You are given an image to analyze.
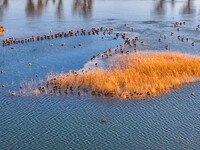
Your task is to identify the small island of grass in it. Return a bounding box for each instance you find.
[47,52,200,99]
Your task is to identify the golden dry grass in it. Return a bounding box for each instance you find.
[47,52,200,99]
[0,25,4,34]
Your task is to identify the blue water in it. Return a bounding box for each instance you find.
[0,0,200,149]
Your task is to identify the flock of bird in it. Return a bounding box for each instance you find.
[1,27,113,47]
[0,21,199,97]
[160,21,199,48]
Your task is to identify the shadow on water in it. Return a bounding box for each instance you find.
[182,0,195,14]
[56,0,63,18]
[73,0,93,18]
[0,0,8,21]
[26,0,61,18]
[25,0,93,18]
[155,0,196,15]
[0,0,198,21]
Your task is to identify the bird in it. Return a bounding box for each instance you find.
[192,42,195,46]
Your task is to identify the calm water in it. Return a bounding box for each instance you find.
[0,0,200,149]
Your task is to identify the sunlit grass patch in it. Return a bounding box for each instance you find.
[0,25,4,34]
[47,52,200,99]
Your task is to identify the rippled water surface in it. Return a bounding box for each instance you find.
[0,0,200,149]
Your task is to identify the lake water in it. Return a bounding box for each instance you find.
[0,0,200,149]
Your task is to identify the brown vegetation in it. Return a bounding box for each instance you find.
[47,52,200,99]
[0,25,4,34]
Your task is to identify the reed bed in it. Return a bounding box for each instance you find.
[47,52,200,99]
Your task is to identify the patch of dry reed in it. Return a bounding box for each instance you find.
[47,52,200,99]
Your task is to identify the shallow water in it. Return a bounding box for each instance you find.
[0,0,200,149]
